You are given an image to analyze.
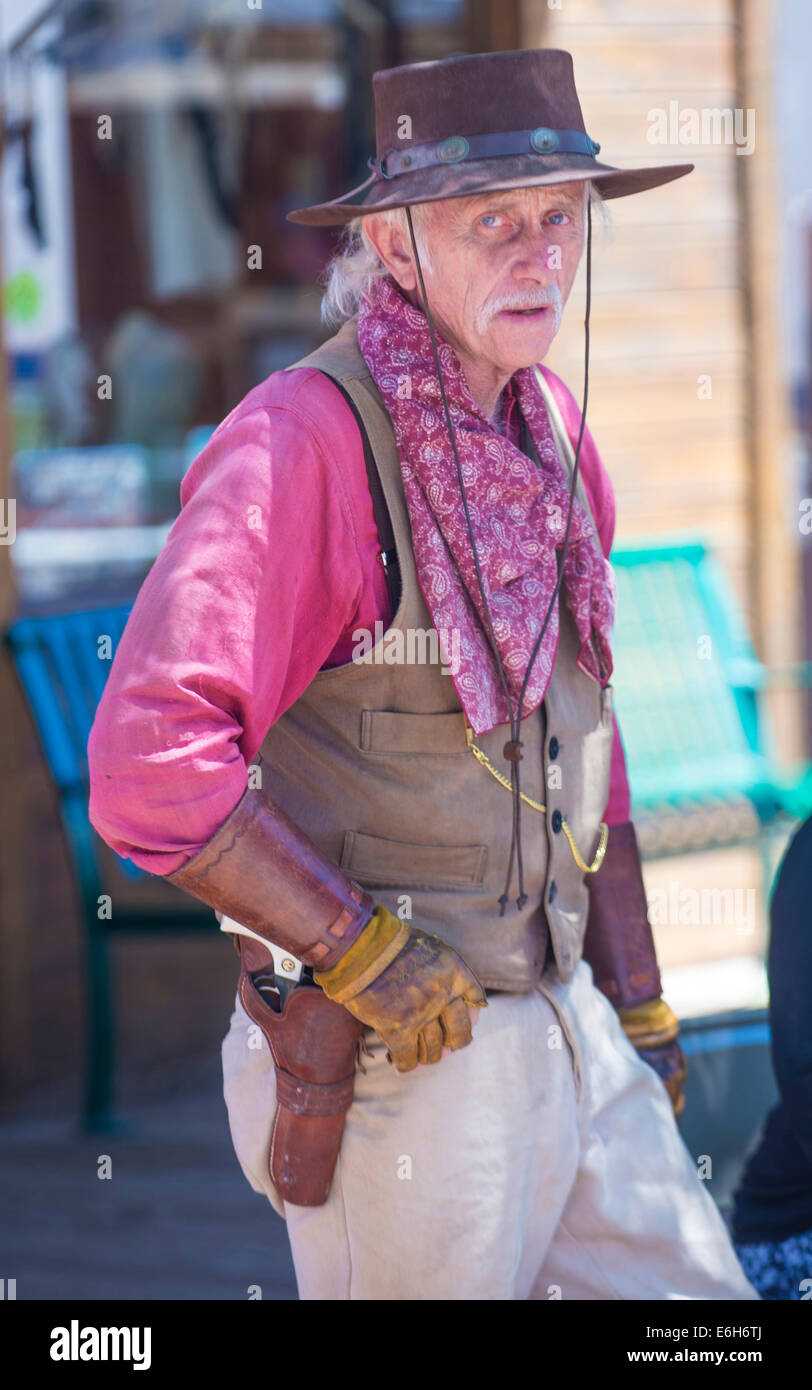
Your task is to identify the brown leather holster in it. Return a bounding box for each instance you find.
[162,770,376,1204]
[582,820,662,1009]
[235,936,365,1206]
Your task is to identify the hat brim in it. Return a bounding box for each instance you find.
[286,152,695,226]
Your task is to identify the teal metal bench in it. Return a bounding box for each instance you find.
[610,539,812,880]
[5,604,215,1132]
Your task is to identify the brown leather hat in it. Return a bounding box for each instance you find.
[287,48,694,226]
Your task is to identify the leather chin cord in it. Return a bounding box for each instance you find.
[405,198,594,914]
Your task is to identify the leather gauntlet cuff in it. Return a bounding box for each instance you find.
[237,948,365,1206]
[582,820,662,1010]
[165,768,374,972]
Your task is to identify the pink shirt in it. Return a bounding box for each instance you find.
[87,358,631,875]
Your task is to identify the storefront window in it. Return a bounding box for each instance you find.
[3,0,476,606]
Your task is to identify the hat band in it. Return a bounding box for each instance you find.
[372,127,600,181]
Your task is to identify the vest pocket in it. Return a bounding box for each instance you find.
[359,708,468,755]
[340,829,487,889]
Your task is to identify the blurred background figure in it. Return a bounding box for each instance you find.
[104,310,204,447]
[41,332,96,445]
[731,813,812,1300]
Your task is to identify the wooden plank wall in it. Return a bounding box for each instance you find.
[522,0,803,761]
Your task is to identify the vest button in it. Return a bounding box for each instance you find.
[549,736,559,759]
[551,808,563,833]
[548,880,557,903]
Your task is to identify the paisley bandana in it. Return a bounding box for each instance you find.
[356,274,615,736]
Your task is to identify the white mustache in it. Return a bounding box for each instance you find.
[477,285,563,333]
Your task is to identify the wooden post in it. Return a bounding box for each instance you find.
[735,0,805,764]
[467,0,521,53]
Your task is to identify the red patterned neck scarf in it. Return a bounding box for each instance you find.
[356,275,615,736]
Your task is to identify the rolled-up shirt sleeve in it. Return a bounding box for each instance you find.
[87,385,373,876]
[540,366,632,827]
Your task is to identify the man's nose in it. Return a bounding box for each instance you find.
[509,227,562,281]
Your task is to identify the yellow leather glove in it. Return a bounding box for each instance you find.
[314,904,487,1072]
[617,996,687,1119]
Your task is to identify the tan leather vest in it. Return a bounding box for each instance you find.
[258,318,613,992]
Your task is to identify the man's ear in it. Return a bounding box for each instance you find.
[362,211,419,293]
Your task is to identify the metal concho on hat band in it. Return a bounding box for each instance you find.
[373,128,601,180]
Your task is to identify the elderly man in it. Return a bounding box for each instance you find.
[88,49,758,1300]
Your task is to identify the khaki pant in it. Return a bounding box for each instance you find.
[221,958,759,1300]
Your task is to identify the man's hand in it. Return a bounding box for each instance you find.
[443,1004,482,1059]
[314,904,487,1072]
[617,995,687,1118]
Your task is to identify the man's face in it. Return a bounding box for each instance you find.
[384,182,588,380]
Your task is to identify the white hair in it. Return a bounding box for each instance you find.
[320,182,609,329]
[319,205,429,329]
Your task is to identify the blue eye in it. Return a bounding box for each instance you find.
[549,212,568,225]
[480,214,500,227]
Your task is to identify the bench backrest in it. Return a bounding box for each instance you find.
[7,605,134,795]
[609,541,776,813]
